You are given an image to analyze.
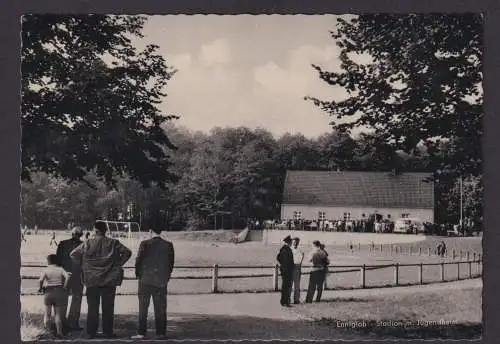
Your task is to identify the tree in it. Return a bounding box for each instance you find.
[308,14,483,178]
[315,131,357,170]
[21,15,178,188]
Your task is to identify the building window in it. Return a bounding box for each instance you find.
[401,213,409,218]
[343,212,351,220]
[293,211,302,220]
[318,211,326,220]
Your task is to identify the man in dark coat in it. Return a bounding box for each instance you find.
[70,221,132,339]
[276,235,294,307]
[56,226,84,331]
[131,228,175,340]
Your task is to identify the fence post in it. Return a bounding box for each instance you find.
[391,244,394,255]
[273,264,279,292]
[427,247,431,256]
[360,264,366,288]
[380,243,383,253]
[478,254,482,275]
[440,262,445,282]
[467,251,470,261]
[418,263,423,284]
[419,247,422,256]
[468,260,472,278]
[358,243,361,251]
[457,262,460,280]
[452,249,456,260]
[409,246,413,256]
[394,263,399,286]
[212,264,219,293]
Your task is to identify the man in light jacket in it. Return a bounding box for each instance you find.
[70,221,132,339]
[131,228,175,340]
[290,237,304,304]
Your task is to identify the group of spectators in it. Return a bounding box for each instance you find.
[269,218,373,232]
[276,235,330,306]
[37,221,175,339]
[264,218,481,237]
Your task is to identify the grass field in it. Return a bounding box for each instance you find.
[20,231,482,294]
[292,286,482,339]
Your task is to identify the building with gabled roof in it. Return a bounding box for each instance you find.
[281,170,435,223]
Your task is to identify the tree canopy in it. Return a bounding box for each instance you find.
[23,125,478,230]
[21,15,178,188]
[308,14,483,178]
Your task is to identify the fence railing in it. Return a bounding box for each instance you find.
[344,241,482,260]
[20,259,482,295]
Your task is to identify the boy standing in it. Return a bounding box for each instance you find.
[38,254,71,338]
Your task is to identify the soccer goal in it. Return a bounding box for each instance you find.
[97,220,142,248]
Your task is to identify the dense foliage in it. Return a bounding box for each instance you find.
[21,15,178,188]
[21,126,479,230]
[307,14,483,179]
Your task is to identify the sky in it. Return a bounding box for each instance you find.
[134,15,353,138]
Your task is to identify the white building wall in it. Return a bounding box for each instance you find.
[281,204,434,223]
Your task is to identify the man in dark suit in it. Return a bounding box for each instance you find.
[70,221,132,339]
[131,228,175,340]
[276,235,294,307]
[56,226,84,331]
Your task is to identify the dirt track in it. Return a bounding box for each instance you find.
[21,278,482,341]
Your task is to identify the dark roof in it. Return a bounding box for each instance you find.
[282,171,434,209]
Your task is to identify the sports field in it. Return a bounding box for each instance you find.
[20,231,482,295]
[19,231,483,340]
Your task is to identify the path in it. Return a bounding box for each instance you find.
[21,278,481,341]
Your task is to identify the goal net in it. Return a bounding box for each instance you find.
[97,220,142,248]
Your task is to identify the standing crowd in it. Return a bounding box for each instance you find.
[276,235,330,306]
[37,221,175,339]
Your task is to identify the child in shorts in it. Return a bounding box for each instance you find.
[38,254,71,338]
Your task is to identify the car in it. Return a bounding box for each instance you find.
[394,218,424,234]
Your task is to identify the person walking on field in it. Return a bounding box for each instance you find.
[131,228,175,340]
[50,231,58,246]
[276,235,294,307]
[70,221,132,339]
[56,226,84,331]
[305,241,330,303]
[291,237,304,304]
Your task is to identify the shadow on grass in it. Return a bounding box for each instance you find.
[21,311,364,341]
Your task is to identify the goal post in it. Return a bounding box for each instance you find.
[96,220,142,247]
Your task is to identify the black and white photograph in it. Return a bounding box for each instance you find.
[19,13,483,341]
